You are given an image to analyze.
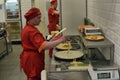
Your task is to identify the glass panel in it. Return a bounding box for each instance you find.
[5,0,21,41]
[6,21,21,40]
[5,0,20,20]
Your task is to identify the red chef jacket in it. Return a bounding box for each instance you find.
[20,24,47,79]
[48,7,59,34]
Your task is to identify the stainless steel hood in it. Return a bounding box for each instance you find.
[59,0,86,35]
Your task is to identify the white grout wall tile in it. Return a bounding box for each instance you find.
[88,0,120,66]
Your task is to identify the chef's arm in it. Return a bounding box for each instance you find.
[52,10,59,15]
[44,36,67,49]
[56,24,61,30]
[54,10,59,14]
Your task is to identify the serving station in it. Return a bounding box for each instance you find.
[47,35,91,80]
[80,32,119,80]
[43,26,119,80]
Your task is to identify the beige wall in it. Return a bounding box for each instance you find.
[20,0,47,37]
[34,0,48,37]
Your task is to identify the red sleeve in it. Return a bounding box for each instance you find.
[29,31,47,53]
[49,8,55,15]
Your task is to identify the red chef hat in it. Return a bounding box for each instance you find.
[50,0,57,4]
[24,7,41,21]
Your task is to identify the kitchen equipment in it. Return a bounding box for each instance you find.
[5,0,22,42]
[84,27,102,36]
[88,64,119,80]
[79,32,114,64]
[84,27,104,41]
[79,32,119,80]
[48,71,90,80]
[54,50,84,60]
[79,25,95,33]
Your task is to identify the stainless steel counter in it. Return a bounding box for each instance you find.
[48,54,91,79]
[48,55,91,80]
[47,34,115,80]
[79,33,114,65]
[79,33,114,48]
[48,71,91,80]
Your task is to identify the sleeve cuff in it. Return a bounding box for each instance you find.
[38,41,48,53]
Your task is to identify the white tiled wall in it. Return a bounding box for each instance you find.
[88,0,120,66]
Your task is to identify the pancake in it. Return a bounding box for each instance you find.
[54,51,84,60]
[56,43,72,50]
[85,35,104,41]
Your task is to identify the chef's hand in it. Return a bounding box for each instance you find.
[59,36,68,43]
[56,24,61,30]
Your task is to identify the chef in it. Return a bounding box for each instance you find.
[48,0,60,57]
[20,7,67,80]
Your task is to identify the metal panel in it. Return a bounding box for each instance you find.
[0,37,7,54]
[59,0,86,35]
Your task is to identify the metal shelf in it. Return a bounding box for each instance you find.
[79,32,114,65]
